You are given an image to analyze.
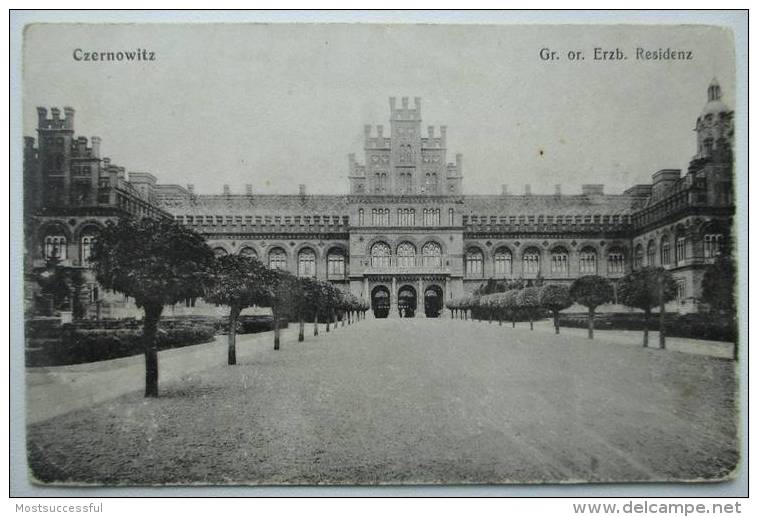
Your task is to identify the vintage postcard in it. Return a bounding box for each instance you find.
[16,17,744,489]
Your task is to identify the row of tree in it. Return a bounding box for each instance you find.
[446,270,680,346]
[90,217,369,398]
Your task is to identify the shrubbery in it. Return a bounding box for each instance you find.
[558,312,736,343]
[27,322,217,367]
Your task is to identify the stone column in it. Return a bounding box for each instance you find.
[442,276,450,318]
[389,277,398,318]
[416,277,425,317]
[363,277,369,301]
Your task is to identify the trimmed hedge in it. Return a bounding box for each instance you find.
[558,312,736,343]
[26,323,216,367]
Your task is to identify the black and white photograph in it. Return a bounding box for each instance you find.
[11,13,747,495]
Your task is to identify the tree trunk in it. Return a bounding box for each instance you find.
[659,287,666,350]
[553,310,559,334]
[326,309,330,332]
[588,307,595,339]
[498,314,502,326]
[488,310,492,324]
[529,313,533,331]
[333,308,337,329]
[314,311,319,336]
[273,309,280,350]
[228,304,241,365]
[643,308,650,347]
[512,313,515,328]
[142,303,163,397]
[298,311,305,342]
[341,312,345,327]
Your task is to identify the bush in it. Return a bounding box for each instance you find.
[557,312,736,342]
[26,323,217,367]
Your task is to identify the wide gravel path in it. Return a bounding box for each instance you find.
[27,318,737,485]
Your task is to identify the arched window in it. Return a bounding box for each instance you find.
[660,236,671,266]
[465,248,484,277]
[396,242,417,268]
[523,247,541,276]
[647,240,656,266]
[358,208,364,226]
[79,229,98,264]
[422,241,443,268]
[607,248,625,274]
[703,233,723,258]
[327,248,346,278]
[370,242,391,268]
[239,246,257,259]
[269,247,287,270]
[675,237,687,265]
[448,208,454,226]
[213,247,229,257]
[494,247,512,277]
[298,248,316,277]
[551,247,569,276]
[634,244,644,270]
[579,247,597,274]
[43,234,67,260]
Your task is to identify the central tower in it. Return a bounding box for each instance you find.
[348,97,462,196]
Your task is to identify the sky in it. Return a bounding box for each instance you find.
[23,23,735,196]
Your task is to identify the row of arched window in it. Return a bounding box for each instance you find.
[633,233,723,269]
[369,241,443,269]
[212,245,347,279]
[42,232,97,263]
[463,246,626,278]
[358,207,453,227]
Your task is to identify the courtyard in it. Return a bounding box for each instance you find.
[26,318,738,485]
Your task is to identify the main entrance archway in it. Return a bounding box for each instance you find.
[398,285,417,318]
[424,285,444,318]
[371,286,390,319]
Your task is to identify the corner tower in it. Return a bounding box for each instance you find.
[694,78,734,164]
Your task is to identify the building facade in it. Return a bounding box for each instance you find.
[24,81,734,319]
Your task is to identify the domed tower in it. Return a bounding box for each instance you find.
[694,78,734,164]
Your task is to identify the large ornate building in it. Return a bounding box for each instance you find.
[24,80,734,319]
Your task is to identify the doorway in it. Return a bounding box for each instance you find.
[397,285,417,318]
[424,285,443,318]
[371,286,390,318]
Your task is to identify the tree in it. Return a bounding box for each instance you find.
[569,275,614,339]
[701,255,736,316]
[516,286,541,330]
[617,267,677,347]
[205,254,270,364]
[267,269,297,350]
[90,217,214,397]
[539,284,573,334]
[297,277,323,340]
[502,290,519,327]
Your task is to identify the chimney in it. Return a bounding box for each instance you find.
[501,184,509,195]
[377,125,383,138]
[581,184,605,196]
[402,97,409,110]
[299,184,306,196]
[524,184,532,195]
[223,184,230,196]
[91,136,101,157]
[414,97,421,114]
[554,184,562,195]
[36,107,47,127]
[440,126,447,148]
[187,184,195,194]
[63,106,75,129]
[245,184,253,196]
[50,107,61,120]
[456,153,463,176]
